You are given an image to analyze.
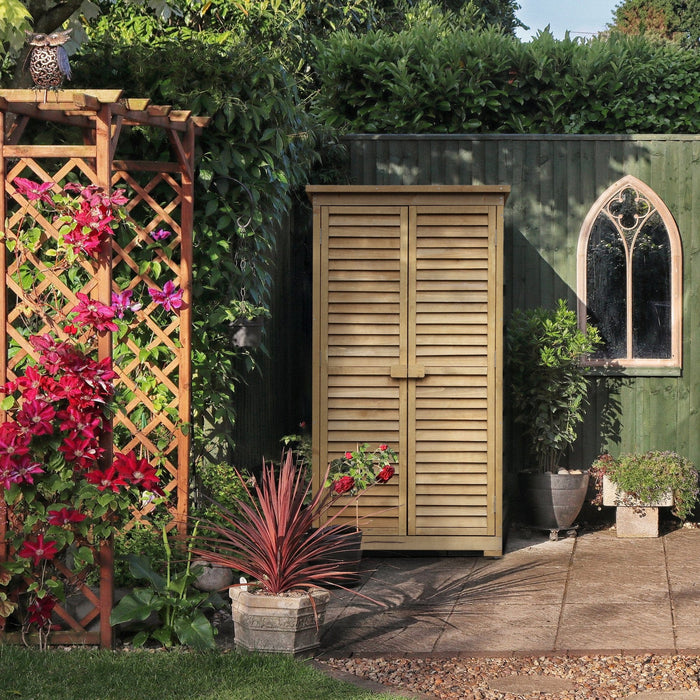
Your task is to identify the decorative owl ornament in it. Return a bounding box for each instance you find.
[25,29,72,90]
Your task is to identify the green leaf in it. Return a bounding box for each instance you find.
[127,554,165,588]
[173,612,217,650]
[110,589,163,625]
[131,630,149,647]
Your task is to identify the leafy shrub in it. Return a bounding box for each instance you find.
[191,461,255,529]
[71,27,320,461]
[507,300,601,472]
[314,26,700,134]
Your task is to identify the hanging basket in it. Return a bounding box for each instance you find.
[229,316,264,348]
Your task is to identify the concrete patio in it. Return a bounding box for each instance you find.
[319,525,700,658]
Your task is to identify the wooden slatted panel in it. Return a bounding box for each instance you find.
[320,206,404,534]
[410,206,495,535]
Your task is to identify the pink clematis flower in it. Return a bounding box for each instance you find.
[148,280,184,312]
[71,292,118,332]
[13,177,54,204]
[150,228,172,241]
[111,288,142,319]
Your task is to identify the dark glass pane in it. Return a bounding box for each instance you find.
[632,213,671,358]
[587,214,626,358]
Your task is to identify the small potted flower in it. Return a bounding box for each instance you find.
[327,443,398,498]
[321,443,398,584]
[590,450,699,537]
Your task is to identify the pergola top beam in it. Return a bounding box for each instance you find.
[0,90,210,134]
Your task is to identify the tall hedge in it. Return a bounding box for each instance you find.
[313,26,700,134]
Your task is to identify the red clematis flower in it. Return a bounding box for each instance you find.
[18,534,58,566]
[10,456,44,485]
[46,507,87,526]
[59,435,102,469]
[0,423,31,463]
[71,293,118,332]
[85,466,127,493]
[27,594,57,626]
[16,398,56,436]
[113,451,161,492]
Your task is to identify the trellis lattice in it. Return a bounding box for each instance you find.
[0,90,208,648]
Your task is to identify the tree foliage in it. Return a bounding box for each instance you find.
[609,0,700,46]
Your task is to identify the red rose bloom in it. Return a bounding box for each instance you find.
[376,465,395,483]
[333,475,355,494]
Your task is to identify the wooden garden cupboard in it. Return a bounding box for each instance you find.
[307,185,509,556]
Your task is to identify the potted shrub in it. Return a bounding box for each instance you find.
[590,451,699,537]
[507,299,601,536]
[190,450,374,655]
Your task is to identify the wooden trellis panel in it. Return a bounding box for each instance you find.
[0,90,207,647]
[309,185,508,556]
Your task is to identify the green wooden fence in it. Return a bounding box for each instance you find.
[236,134,700,520]
[343,134,700,490]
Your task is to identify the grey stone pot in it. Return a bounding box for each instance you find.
[519,471,590,531]
[229,587,330,656]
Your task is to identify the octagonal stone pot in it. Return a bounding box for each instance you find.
[229,587,330,656]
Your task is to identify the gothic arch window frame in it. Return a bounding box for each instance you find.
[576,175,682,372]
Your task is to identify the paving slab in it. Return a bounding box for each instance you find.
[320,526,700,658]
[434,604,560,653]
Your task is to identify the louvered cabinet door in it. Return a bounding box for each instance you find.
[310,186,507,554]
[409,206,499,538]
[315,204,406,535]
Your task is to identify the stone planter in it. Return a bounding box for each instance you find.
[229,587,330,656]
[602,475,672,538]
[229,316,264,348]
[192,560,234,592]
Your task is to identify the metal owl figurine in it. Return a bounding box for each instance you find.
[25,29,72,90]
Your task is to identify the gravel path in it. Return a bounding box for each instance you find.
[320,654,700,699]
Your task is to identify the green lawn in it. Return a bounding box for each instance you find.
[0,646,405,700]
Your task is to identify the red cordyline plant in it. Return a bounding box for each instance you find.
[0,177,177,648]
[191,450,368,595]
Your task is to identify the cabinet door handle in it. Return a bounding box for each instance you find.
[390,365,426,379]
